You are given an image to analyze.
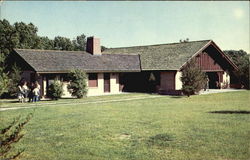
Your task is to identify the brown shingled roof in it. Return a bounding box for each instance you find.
[14,49,141,73]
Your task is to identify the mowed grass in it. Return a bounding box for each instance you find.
[0,91,250,160]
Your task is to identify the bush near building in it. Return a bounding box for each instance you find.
[47,81,63,100]
[67,69,88,98]
[181,59,207,97]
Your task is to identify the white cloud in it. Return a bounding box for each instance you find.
[233,8,244,19]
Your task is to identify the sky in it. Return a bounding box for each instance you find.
[0,1,249,53]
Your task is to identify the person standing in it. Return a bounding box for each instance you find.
[32,85,40,102]
[22,81,29,102]
[17,83,24,103]
[35,81,41,101]
[28,82,34,102]
[204,76,209,91]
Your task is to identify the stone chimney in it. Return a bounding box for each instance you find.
[86,37,101,55]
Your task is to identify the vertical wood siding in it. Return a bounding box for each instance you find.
[195,52,223,71]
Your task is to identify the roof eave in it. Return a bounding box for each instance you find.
[178,40,212,71]
[37,69,141,74]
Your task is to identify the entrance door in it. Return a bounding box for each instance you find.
[104,73,110,92]
[207,72,219,89]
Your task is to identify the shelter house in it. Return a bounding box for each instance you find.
[11,37,238,97]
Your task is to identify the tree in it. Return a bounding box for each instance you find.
[14,22,40,49]
[67,69,88,98]
[0,19,19,57]
[224,50,249,89]
[0,55,9,96]
[101,46,107,52]
[54,36,74,51]
[181,59,207,97]
[0,19,40,97]
[38,36,54,50]
[6,64,22,97]
[72,34,86,51]
[47,81,63,100]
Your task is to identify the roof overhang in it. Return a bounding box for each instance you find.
[178,40,239,71]
[37,70,141,74]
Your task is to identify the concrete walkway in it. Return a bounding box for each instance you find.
[0,95,164,112]
[199,89,245,95]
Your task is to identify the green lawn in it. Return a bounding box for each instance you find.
[1,91,250,160]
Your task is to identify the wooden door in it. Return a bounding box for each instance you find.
[104,73,110,92]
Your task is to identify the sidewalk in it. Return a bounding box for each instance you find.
[199,89,245,95]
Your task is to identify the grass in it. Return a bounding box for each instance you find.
[0,91,249,160]
[0,93,151,108]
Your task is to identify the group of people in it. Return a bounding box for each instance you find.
[17,80,41,103]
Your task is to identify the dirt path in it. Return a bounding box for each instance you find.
[0,95,163,112]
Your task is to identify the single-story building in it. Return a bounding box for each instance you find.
[11,37,238,97]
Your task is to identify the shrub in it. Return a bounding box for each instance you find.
[47,81,63,100]
[181,59,206,97]
[0,113,33,159]
[67,69,88,98]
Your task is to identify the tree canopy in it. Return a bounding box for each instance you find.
[224,50,249,89]
[0,19,92,97]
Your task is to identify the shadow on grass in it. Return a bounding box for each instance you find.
[0,101,19,103]
[209,110,250,114]
[170,96,183,99]
[147,133,174,147]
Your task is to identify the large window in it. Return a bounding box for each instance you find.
[88,73,98,87]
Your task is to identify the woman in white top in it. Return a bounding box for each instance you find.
[17,84,24,103]
[22,81,29,102]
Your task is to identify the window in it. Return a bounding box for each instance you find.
[88,73,98,87]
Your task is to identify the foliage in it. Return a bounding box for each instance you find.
[13,22,40,49]
[0,19,98,97]
[38,36,54,50]
[0,69,9,96]
[47,81,63,100]
[54,36,74,51]
[0,113,33,160]
[181,59,207,97]
[224,50,249,89]
[67,69,88,98]
[72,34,87,51]
[101,46,107,52]
[0,19,19,57]
[5,64,22,98]
[0,54,9,96]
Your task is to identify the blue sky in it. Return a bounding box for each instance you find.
[1,1,249,53]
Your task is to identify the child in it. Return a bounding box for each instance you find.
[35,81,41,101]
[32,85,40,102]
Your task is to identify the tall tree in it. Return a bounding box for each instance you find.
[0,54,9,96]
[72,34,86,51]
[0,19,18,57]
[14,22,40,49]
[224,50,249,89]
[54,36,74,51]
[38,36,54,50]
